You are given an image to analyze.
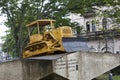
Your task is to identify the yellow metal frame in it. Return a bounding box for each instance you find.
[23,19,73,58]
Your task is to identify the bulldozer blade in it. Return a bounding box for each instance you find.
[26,53,66,60]
[62,37,90,52]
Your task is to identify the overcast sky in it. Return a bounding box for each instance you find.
[0,16,8,43]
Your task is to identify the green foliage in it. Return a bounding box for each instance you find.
[111,66,120,75]
[67,0,120,25]
[0,0,74,58]
[113,75,120,80]
[67,0,107,15]
[113,27,120,33]
[96,73,120,80]
[96,73,108,79]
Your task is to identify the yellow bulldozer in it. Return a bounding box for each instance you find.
[23,19,89,58]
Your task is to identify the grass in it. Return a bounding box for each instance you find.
[96,74,108,80]
[96,74,120,80]
[113,75,120,80]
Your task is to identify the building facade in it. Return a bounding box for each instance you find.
[70,12,120,54]
[0,43,12,62]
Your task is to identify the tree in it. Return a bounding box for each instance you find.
[0,0,75,58]
[67,0,120,24]
[0,0,30,58]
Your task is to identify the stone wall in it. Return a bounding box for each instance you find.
[0,52,120,80]
[78,52,120,80]
[0,60,23,80]
[53,52,120,80]
[22,60,53,80]
[0,60,53,80]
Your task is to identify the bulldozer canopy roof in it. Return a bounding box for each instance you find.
[26,19,55,27]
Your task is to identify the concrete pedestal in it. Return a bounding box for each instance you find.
[0,52,120,80]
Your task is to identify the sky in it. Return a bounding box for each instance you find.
[0,16,8,43]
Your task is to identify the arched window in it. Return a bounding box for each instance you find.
[90,46,96,52]
[101,47,112,53]
[102,18,107,30]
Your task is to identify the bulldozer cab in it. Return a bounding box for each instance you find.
[26,19,55,44]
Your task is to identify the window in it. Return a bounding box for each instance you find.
[101,46,112,53]
[90,46,96,52]
[76,65,78,70]
[86,22,90,33]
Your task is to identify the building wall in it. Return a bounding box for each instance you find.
[0,60,53,80]
[53,52,120,80]
[69,13,84,26]
[22,60,53,80]
[87,38,120,54]
[0,60,23,80]
[114,39,120,53]
[70,13,119,53]
[70,13,114,33]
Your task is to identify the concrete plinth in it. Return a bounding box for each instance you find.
[52,52,120,80]
[0,52,120,80]
[0,60,53,80]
